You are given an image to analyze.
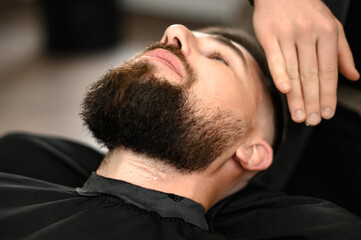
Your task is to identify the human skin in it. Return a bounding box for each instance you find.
[150,24,265,130]
[253,0,359,126]
[96,24,274,211]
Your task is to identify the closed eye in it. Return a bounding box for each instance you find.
[208,52,229,66]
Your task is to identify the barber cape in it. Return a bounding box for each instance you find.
[0,172,226,240]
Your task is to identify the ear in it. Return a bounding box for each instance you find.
[235,139,273,171]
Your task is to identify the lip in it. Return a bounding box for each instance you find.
[140,49,185,78]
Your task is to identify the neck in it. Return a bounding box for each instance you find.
[96,148,234,211]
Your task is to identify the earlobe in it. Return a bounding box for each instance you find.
[235,140,273,171]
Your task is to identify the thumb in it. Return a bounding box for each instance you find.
[337,22,360,81]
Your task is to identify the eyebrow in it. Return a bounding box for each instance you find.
[208,35,247,66]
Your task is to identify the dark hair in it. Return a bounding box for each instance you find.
[197,26,286,152]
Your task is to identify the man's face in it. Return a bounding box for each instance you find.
[81,24,265,172]
[153,25,263,128]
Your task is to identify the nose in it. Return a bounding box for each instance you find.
[161,24,197,57]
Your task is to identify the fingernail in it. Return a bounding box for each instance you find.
[322,107,334,119]
[294,109,305,122]
[307,112,321,126]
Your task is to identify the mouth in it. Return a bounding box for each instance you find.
[140,48,185,78]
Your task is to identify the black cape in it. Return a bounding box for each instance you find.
[0,172,226,240]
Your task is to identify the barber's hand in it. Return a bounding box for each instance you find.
[253,0,359,126]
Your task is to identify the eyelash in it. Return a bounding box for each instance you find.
[208,52,229,66]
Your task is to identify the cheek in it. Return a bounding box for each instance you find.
[190,67,247,112]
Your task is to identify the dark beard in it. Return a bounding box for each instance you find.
[81,42,245,172]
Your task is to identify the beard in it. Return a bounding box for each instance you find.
[81,42,245,173]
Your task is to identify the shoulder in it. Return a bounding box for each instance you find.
[0,172,226,240]
[0,172,75,195]
[209,183,361,240]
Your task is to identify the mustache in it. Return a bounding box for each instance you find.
[144,41,188,66]
[139,41,196,88]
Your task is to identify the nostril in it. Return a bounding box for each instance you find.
[173,37,182,48]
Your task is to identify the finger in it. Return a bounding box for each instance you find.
[262,39,292,93]
[317,34,338,120]
[298,41,321,126]
[279,40,305,122]
[337,21,360,81]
